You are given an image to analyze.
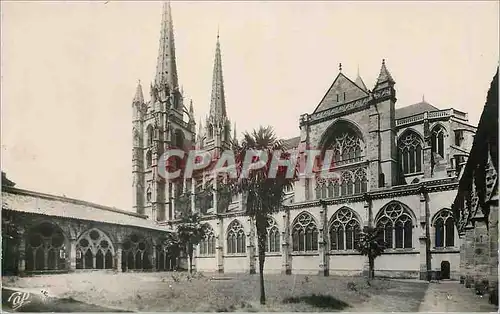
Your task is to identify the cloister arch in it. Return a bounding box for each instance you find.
[121,233,153,271]
[75,228,114,270]
[25,221,68,271]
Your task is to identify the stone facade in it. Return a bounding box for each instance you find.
[453,69,498,304]
[130,4,478,279]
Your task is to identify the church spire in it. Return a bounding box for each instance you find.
[354,66,368,91]
[155,1,178,89]
[209,31,227,121]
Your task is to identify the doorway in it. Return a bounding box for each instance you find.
[440,261,450,280]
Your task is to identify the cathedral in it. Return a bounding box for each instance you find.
[132,2,477,280]
[2,2,479,279]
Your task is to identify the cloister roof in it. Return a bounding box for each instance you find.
[2,186,171,232]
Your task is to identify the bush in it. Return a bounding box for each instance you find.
[474,279,489,295]
[465,276,474,288]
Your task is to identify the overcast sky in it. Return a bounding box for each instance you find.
[2,1,498,210]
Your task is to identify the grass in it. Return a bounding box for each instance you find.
[2,272,429,312]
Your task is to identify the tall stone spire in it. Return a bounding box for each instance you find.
[209,31,227,121]
[155,1,178,89]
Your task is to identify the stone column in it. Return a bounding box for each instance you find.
[418,187,431,280]
[216,216,224,273]
[93,256,97,269]
[69,238,77,271]
[472,214,489,285]
[459,232,466,283]
[247,217,256,274]
[17,230,26,276]
[488,198,498,299]
[362,194,372,277]
[152,247,157,271]
[282,209,291,275]
[422,114,433,179]
[115,243,123,272]
[318,201,329,276]
[464,223,475,288]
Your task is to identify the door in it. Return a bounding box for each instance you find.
[440,261,450,279]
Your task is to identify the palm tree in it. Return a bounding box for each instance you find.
[355,225,386,280]
[176,212,209,274]
[229,126,298,305]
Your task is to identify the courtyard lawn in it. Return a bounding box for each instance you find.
[3,272,429,312]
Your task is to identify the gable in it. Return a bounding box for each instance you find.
[313,73,369,113]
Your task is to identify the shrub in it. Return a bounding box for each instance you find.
[474,279,489,295]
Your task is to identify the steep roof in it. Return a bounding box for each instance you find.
[395,101,439,119]
[282,136,301,150]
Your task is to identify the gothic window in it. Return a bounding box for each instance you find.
[146,125,154,147]
[354,168,368,194]
[375,202,414,249]
[146,187,152,203]
[454,130,464,147]
[227,220,246,254]
[26,222,67,271]
[434,209,455,248]
[329,208,361,251]
[208,124,214,138]
[265,217,281,253]
[329,133,363,165]
[121,234,152,270]
[398,131,423,174]
[76,228,114,270]
[431,126,445,158]
[292,212,318,252]
[341,171,355,196]
[146,150,152,168]
[174,129,185,150]
[200,226,216,256]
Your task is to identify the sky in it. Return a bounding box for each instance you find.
[1,1,498,210]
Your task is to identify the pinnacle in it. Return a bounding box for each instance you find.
[133,80,144,103]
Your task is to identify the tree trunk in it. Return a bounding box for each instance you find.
[188,243,193,274]
[256,217,267,305]
[368,256,374,280]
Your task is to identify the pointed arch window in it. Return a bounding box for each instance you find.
[431,126,445,158]
[75,228,115,270]
[227,220,245,254]
[329,208,361,251]
[200,226,216,256]
[292,212,318,252]
[146,125,154,147]
[265,217,281,253]
[398,132,423,174]
[146,150,153,168]
[375,202,414,249]
[26,222,67,271]
[121,233,152,270]
[434,209,455,248]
